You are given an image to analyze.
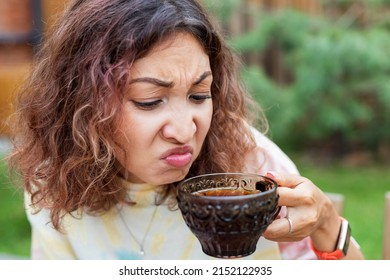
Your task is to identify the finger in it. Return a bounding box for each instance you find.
[267,171,312,206]
[264,213,307,242]
[263,216,291,240]
[277,186,303,207]
[266,171,308,189]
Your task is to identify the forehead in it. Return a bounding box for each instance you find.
[147,32,206,57]
[130,32,210,78]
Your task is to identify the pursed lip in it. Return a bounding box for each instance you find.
[160,146,194,168]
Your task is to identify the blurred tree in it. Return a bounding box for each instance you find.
[205,0,390,163]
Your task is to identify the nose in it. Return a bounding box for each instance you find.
[161,105,197,144]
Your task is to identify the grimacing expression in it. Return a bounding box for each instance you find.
[114,33,213,185]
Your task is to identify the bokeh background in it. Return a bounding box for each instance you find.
[0,0,389,259]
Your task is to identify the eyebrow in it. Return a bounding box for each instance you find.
[193,71,212,85]
[129,71,212,87]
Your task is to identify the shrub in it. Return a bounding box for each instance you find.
[206,1,390,159]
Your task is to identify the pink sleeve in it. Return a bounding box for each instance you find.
[278,238,316,259]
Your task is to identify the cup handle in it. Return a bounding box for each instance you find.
[271,187,282,220]
[271,206,281,221]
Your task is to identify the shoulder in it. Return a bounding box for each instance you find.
[244,127,299,175]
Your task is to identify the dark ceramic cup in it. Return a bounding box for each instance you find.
[176,173,280,258]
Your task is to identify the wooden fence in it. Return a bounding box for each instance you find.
[0,0,384,136]
[222,0,372,37]
[216,0,375,84]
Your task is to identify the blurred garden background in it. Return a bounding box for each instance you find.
[0,0,389,259]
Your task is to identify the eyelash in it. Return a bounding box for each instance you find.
[132,93,211,110]
[132,100,162,110]
[190,94,212,103]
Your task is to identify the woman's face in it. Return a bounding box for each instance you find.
[114,33,213,185]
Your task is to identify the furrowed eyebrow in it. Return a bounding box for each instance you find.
[129,71,212,88]
[129,77,174,88]
[193,71,212,85]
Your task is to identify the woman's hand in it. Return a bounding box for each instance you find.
[262,171,364,259]
[263,171,340,249]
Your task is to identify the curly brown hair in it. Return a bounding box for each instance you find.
[8,0,268,230]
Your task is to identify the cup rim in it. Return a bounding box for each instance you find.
[177,172,278,200]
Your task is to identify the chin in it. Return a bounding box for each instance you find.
[153,169,189,185]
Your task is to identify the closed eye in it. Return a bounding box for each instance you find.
[189,94,212,104]
[131,99,163,110]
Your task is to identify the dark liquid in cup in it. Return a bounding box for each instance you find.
[195,188,260,196]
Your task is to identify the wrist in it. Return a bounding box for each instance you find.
[310,208,341,252]
[310,216,351,260]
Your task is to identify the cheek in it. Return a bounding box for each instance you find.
[112,127,132,167]
[116,117,158,151]
[113,111,150,162]
[113,119,158,179]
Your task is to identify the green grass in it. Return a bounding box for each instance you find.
[0,153,388,259]
[0,155,31,257]
[295,160,390,260]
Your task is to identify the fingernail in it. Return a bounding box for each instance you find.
[266,171,277,179]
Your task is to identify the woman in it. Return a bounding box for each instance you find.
[9,0,364,260]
